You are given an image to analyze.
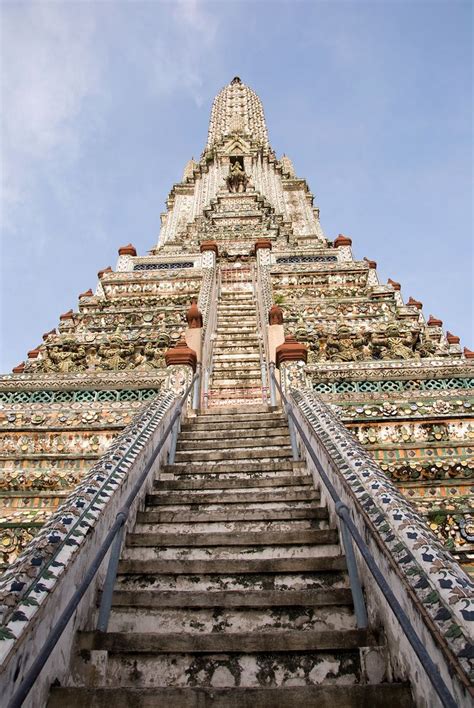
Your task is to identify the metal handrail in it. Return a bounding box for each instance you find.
[252,263,270,403]
[8,373,198,708]
[269,366,457,708]
[201,268,220,408]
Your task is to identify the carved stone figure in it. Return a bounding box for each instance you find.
[326,325,368,362]
[374,324,417,361]
[98,335,133,371]
[226,161,249,193]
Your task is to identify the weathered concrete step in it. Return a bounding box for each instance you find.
[145,489,318,506]
[126,529,336,548]
[176,436,291,452]
[115,570,350,593]
[177,426,291,441]
[140,501,323,521]
[212,362,261,370]
[106,604,356,634]
[134,518,330,536]
[213,345,258,352]
[213,335,259,343]
[165,460,304,475]
[111,587,352,608]
[79,628,372,653]
[181,419,286,433]
[196,405,274,416]
[117,556,345,575]
[217,311,257,318]
[210,378,262,390]
[154,475,312,490]
[174,447,293,463]
[192,410,280,423]
[48,684,414,708]
[215,330,258,337]
[123,543,340,563]
[210,378,262,388]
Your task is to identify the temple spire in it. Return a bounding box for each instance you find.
[205,76,270,151]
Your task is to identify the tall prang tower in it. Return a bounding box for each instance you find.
[1,75,473,573]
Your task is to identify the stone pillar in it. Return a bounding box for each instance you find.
[116,244,137,272]
[164,338,197,396]
[276,335,308,393]
[200,241,218,268]
[267,304,285,364]
[333,233,353,262]
[255,238,272,267]
[185,301,203,364]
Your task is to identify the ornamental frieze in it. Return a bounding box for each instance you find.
[72,310,186,332]
[0,401,142,429]
[79,294,194,312]
[375,459,472,483]
[26,336,171,374]
[0,466,91,492]
[330,395,474,420]
[306,358,474,380]
[348,419,474,445]
[0,430,115,456]
[0,371,166,392]
[271,271,368,288]
[101,279,201,297]
[0,527,38,567]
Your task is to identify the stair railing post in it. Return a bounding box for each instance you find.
[192,362,201,410]
[97,512,127,632]
[168,417,180,465]
[287,414,300,461]
[269,362,277,408]
[336,502,368,629]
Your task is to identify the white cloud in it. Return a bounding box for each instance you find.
[149,0,220,105]
[0,1,101,226]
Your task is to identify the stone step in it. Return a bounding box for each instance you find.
[115,570,349,593]
[153,475,312,490]
[117,555,345,575]
[215,326,257,333]
[126,529,337,547]
[195,405,274,416]
[176,436,291,452]
[178,426,289,441]
[181,419,287,433]
[214,340,258,348]
[110,587,352,608]
[78,628,371,654]
[134,517,330,535]
[211,355,261,364]
[191,410,281,423]
[145,488,317,505]
[106,604,356,634]
[122,542,340,563]
[174,447,293,463]
[136,506,327,525]
[140,500,322,519]
[165,460,304,475]
[211,366,262,375]
[49,684,414,708]
[210,377,262,387]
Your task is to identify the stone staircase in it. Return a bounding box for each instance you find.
[208,273,263,407]
[48,407,413,707]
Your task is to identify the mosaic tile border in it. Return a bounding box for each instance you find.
[293,389,474,681]
[312,377,474,395]
[0,388,175,655]
[0,388,161,405]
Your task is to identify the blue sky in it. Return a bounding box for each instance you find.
[1,0,472,372]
